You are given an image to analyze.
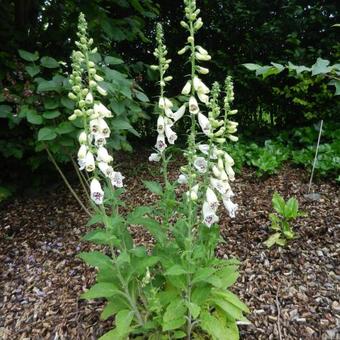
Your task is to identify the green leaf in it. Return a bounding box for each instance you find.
[105,56,124,65]
[25,65,40,77]
[0,105,12,118]
[162,300,187,331]
[78,251,113,271]
[264,232,281,248]
[83,229,118,245]
[27,110,43,125]
[18,49,39,62]
[215,267,239,288]
[192,267,216,284]
[56,121,75,134]
[284,197,298,218]
[111,118,140,137]
[40,56,60,68]
[135,90,149,102]
[165,265,188,276]
[61,97,75,109]
[311,58,332,76]
[37,79,60,93]
[81,282,120,299]
[214,290,249,313]
[37,127,57,141]
[187,302,201,319]
[43,110,61,119]
[173,331,186,339]
[328,79,340,96]
[191,286,211,305]
[200,311,231,340]
[243,63,261,71]
[272,192,285,215]
[143,180,163,195]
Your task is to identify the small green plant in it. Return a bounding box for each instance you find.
[265,192,305,247]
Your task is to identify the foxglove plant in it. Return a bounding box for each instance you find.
[72,4,248,340]
[68,13,124,205]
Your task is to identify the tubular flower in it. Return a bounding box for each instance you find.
[202,201,219,227]
[90,178,104,205]
[69,13,124,205]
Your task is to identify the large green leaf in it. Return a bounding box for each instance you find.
[43,110,61,119]
[37,127,57,141]
[78,251,113,271]
[105,56,124,65]
[41,56,60,68]
[162,300,187,331]
[143,180,163,195]
[311,58,332,76]
[81,282,120,299]
[25,65,40,77]
[18,49,39,62]
[27,110,43,125]
[272,192,286,215]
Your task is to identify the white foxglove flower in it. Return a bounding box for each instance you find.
[195,52,211,61]
[90,178,104,205]
[85,92,94,104]
[85,151,95,172]
[97,146,113,163]
[77,144,87,159]
[197,92,209,104]
[157,116,165,134]
[210,177,230,195]
[193,77,209,94]
[182,81,191,95]
[98,161,113,177]
[196,46,209,55]
[171,104,186,122]
[206,187,219,211]
[228,135,238,142]
[198,144,218,159]
[188,184,199,201]
[98,118,110,138]
[78,158,86,171]
[94,134,106,147]
[159,97,173,110]
[78,131,87,144]
[165,124,177,144]
[97,84,107,96]
[149,152,161,162]
[194,156,208,173]
[178,174,188,184]
[225,165,235,181]
[197,66,209,74]
[222,189,235,200]
[202,201,219,227]
[224,152,235,166]
[111,171,124,188]
[155,133,167,152]
[94,103,112,118]
[212,165,221,179]
[189,96,199,114]
[90,119,99,134]
[198,112,211,135]
[223,197,238,218]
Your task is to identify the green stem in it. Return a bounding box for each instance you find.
[45,146,91,216]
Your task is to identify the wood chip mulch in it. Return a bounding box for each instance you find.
[0,152,339,340]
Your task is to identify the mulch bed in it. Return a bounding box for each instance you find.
[0,151,339,339]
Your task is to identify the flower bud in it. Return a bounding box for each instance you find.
[81,88,89,96]
[78,131,87,144]
[187,36,194,43]
[88,61,95,68]
[180,21,189,29]
[68,93,77,101]
[68,113,77,121]
[178,46,189,55]
[164,76,173,82]
[150,65,159,70]
[94,74,104,82]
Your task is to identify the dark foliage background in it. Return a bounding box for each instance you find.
[0,0,339,192]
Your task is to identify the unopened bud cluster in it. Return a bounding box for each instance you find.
[149,24,186,162]
[69,13,124,205]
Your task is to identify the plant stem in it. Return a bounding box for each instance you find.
[45,145,91,216]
